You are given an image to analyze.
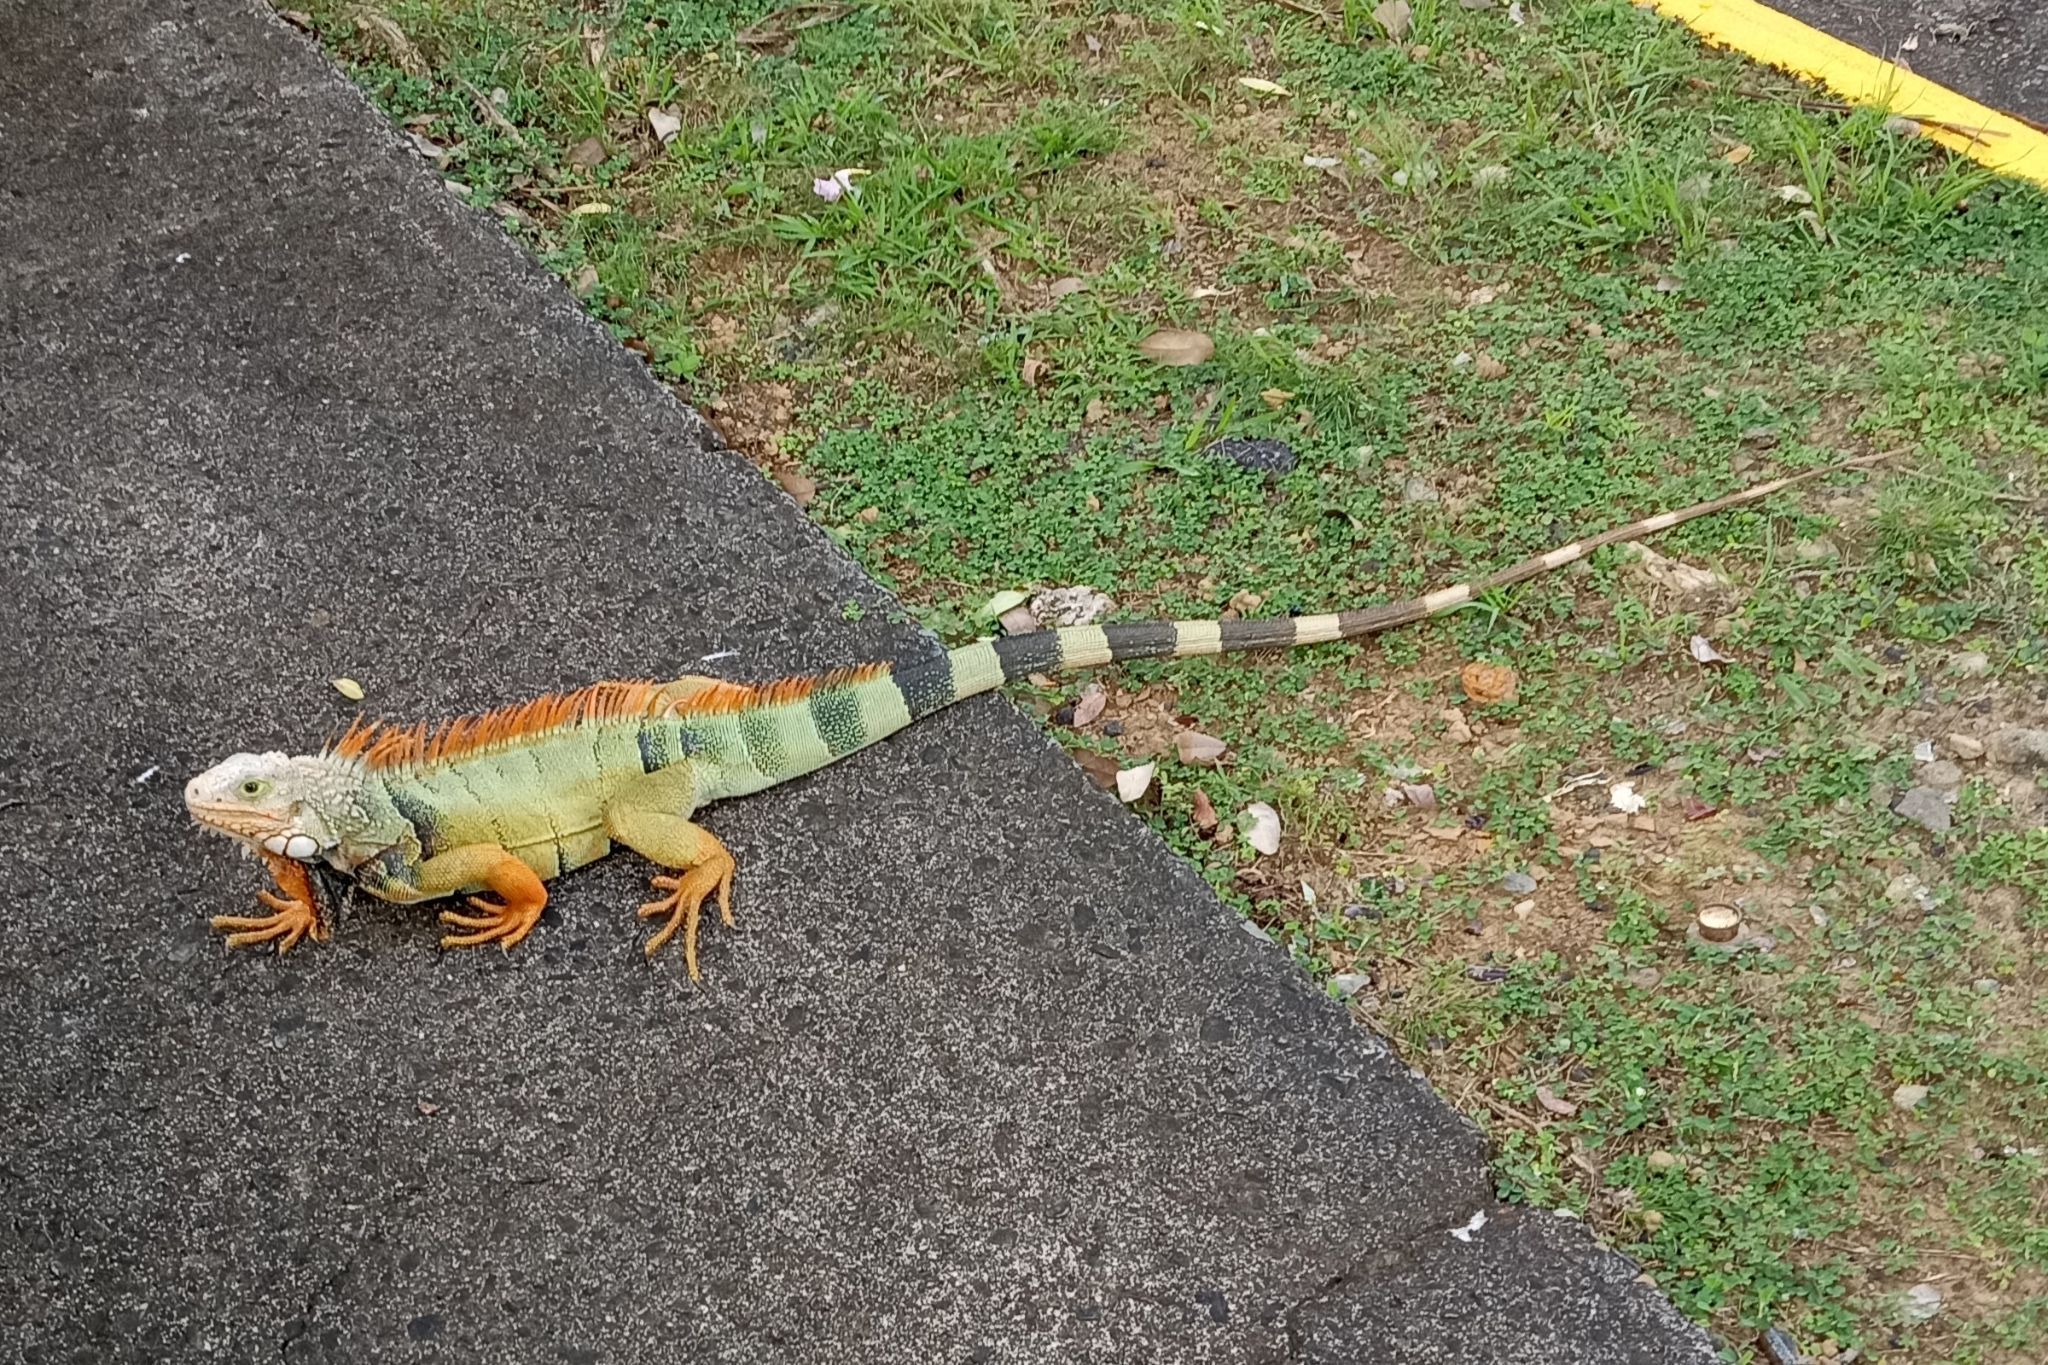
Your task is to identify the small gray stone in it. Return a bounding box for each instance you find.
[1973,977,2001,995]
[1891,1082,1929,1110]
[1202,436,1297,475]
[1918,759,1964,789]
[1500,871,1537,894]
[1988,727,2048,769]
[1792,537,1840,563]
[1893,786,1951,835]
[1947,650,1991,678]
[1947,733,1986,761]
[1401,475,1440,504]
[1900,1282,1943,1324]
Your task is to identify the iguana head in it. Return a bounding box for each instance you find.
[184,751,354,861]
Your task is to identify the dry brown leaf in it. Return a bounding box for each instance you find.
[1072,684,1108,728]
[1048,276,1088,299]
[1460,661,1518,705]
[1136,328,1215,367]
[567,136,607,169]
[569,201,614,217]
[1083,397,1109,424]
[569,264,600,297]
[1175,730,1228,766]
[1236,77,1292,97]
[348,8,429,78]
[1722,143,1753,165]
[581,23,607,70]
[1373,0,1414,39]
[998,604,1040,636]
[1259,388,1295,408]
[1191,789,1219,833]
[774,469,817,506]
[1534,1085,1578,1117]
[1020,355,1047,389]
[1074,751,1120,791]
[1473,352,1508,380]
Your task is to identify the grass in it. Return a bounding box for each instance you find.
[295,0,2048,1358]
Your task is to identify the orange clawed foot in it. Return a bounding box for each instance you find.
[637,862,736,980]
[213,889,328,952]
[438,893,544,951]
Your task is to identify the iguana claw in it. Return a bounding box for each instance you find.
[213,854,327,953]
[637,864,735,980]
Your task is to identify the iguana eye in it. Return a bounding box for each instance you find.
[240,778,271,798]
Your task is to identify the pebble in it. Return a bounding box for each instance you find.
[1202,436,1298,475]
[1973,977,2001,995]
[1401,475,1441,504]
[1501,871,1537,894]
[1646,1150,1684,1171]
[1892,786,1951,835]
[1987,727,2048,769]
[1792,538,1840,563]
[1918,760,1964,789]
[1947,650,1991,678]
[1440,709,1474,744]
[1900,1283,1943,1324]
[1947,733,1986,761]
[1891,1083,1929,1110]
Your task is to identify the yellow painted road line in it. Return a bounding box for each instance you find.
[1642,0,2048,190]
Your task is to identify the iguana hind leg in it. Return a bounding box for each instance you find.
[604,804,736,980]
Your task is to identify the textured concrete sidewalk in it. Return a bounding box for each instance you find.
[0,2,1711,1361]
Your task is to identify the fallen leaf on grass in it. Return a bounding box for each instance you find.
[647,107,682,145]
[569,201,614,217]
[1020,355,1047,389]
[1259,388,1295,408]
[1722,143,1753,165]
[1609,783,1647,814]
[1116,762,1156,803]
[1534,1085,1578,1117]
[735,1,852,51]
[1072,684,1107,728]
[1688,634,1729,665]
[569,264,600,297]
[1236,77,1292,97]
[1175,730,1227,765]
[1472,352,1507,380]
[1373,0,1413,40]
[1459,661,1517,705]
[567,136,607,169]
[1191,789,1219,833]
[1048,275,1088,299]
[1244,801,1282,855]
[1681,794,1720,821]
[1136,328,1215,367]
[1074,751,1120,790]
[1400,782,1438,811]
[1775,184,1814,204]
[332,677,365,701]
[347,7,429,78]
[774,469,817,506]
[979,588,1031,620]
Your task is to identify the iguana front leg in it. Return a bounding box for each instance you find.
[603,767,736,979]
[212,851,327,952]
[359,843,550,951]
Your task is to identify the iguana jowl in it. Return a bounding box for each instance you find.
[184,459,1871,979]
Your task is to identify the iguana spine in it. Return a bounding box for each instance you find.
[183,456,1877,978]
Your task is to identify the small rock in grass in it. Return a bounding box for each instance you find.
[1401,475,1441,504]
[1500,871,1537,894]
[1947,733,1986,761]
[1202,436,1298,475]
[1331,972,1371,998]
[1030,585,1115,628]
[1792,537,1840,563]
[1987,727,2048,769]
[1891,1083,1929,1110]
[1947,650,1991,678]
[1893,786,1951,835]
[1645,1150,1684,1171]
[1973,977,2001,995]
[1243,802,1282,855]
[1441,708,1474,743]
[1899,1283,1943,1324]
[1918,760,1964,790]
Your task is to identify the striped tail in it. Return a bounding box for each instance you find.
[884,455,1881,722]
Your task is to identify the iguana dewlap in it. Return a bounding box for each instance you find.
[184,460,1871,979]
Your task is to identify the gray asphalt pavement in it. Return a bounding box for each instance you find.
[1766,0,2047,124]
[0,1,1714,1361]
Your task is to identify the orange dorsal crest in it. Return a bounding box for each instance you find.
[326,665,891,771]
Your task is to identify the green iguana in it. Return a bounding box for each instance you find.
[185,457,1874,979]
